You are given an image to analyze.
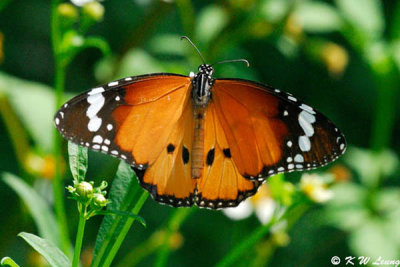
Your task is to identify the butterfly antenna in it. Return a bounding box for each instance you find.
[211,59,250,67]
[181,36,206,65]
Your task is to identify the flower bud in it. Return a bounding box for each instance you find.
[58,3,78,20]
[93,193,107,207]
[76,181,93,199]
[321,42,348,76]
[82,2,105,22]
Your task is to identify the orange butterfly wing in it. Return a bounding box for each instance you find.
[135,98,196,207]
[212,79,346,180]
[196,104,260,208]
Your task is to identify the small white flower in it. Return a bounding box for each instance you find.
[222,185,277,224]
[254,197,276,224]
[300,174,334,203]
[223,200,253,220]
[70,0,95,7]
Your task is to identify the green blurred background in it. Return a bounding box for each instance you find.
[1,0,400,266]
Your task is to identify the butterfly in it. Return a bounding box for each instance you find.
[54,37,346,209]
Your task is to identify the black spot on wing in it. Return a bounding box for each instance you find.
[167,144,175,153]
[223,148,231,158]
[182,146,189,164]
[206,148,215,166]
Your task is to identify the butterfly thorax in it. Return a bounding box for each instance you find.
[191,64,214,106]
[191,64,214,178]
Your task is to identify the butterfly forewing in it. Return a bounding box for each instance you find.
[212,79,346,181]
[54,74,191,169]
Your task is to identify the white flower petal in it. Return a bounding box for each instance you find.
[222,200,253,220]
[255,198,276,224]
[70,0,95,6]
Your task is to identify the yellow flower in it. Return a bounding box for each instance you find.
[284,14,303,41]
[25,152,61,179]
[58,3,78,19]
[320,42,348,76]
[82,1,105,22]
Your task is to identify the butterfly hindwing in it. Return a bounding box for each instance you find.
[212,79,346,181]
[134,99,196,207]
[54,73,191,169]
[196,103,260,209]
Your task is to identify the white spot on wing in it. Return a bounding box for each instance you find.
[294,154,304,162]
[288,96,297,102]
[299,136,311,152]
[55,118,60,125]
[108,81,119,87]
[104,139,111,145]
[88,87,104,95]
[93,135,103,144]
[125,77,133,81]
[88,117,102,132]
[298,111,315,137]
[107,124,113,131]
[299,104,315,114]
[115,96,120,101]
[287,141,293,147]
[87,94,105,118]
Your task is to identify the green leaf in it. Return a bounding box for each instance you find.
[2,173,61,247]
[261,0,291,23]
[68,141,88,182]
[92,161,148,267]
[0,72,54,152]
[295,2,343,33]
[349,219,399,259]
[97,210,146,227]
[324,182,370,231]
[18,232,71,267]
[149,34,188,56]
[117,49,165,78]
[195,5,228,45]
[391,40,400,75]
[335,0,384,41]
[345,147,399,187]
[61,34,111,67]
[0,257,20,267]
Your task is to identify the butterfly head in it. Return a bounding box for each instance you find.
[198,64,214,77]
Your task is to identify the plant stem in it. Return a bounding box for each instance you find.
[369,57,399,151]
[215,203,309,267]
[215,218,276,267]
[154,208,194,267]
[0,95,30,173]
[98,191,149,267]
[51,0,71,256]
[72,205,87,267]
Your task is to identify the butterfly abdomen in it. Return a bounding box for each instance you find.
[192,106,206,178]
